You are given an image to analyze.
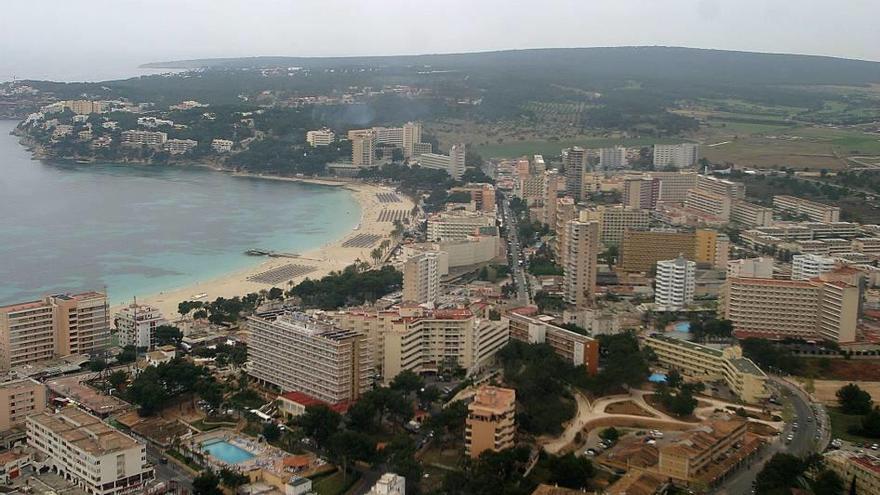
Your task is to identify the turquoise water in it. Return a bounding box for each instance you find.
[0,120,361,305]
[202,439,255,464]
[648,373,668,383]
[673,322,691,332]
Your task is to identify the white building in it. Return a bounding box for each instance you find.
[211,139,233,152]
[163,139,198,154]
[417,143,466,180]
[27,407,153,495]
[653,143,699,169]
[792,254,838,280]
[426,210,496,242]
[306,128,336,147]
[599,146,628,169]
[655,255,696,310]
[136,116,173,128]
[402,252,442,305]
[368,473,405,495]
[727,257,774,279]
[121,130,167,146]
[114,303,166,350]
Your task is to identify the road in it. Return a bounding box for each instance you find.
[147,444,193,492]
[715,378,823,495]
[500,197,532,305]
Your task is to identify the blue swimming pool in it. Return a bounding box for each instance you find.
[202,439,255,464]
[673,322,691,332]
[649,373,668,383]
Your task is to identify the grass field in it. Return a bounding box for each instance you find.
[474,137,683,159]
[827,407,876,444]
[312,470,360,495]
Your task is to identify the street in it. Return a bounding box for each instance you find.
[500,197,532,305]
[147,444,194,492]
[715,377,824,494]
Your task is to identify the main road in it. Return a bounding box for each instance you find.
[714,377,825,494]
[500,196,532,305]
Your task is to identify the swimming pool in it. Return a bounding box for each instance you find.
[201,439,255,464]
[673,322,691,332]
[648,373,668,383]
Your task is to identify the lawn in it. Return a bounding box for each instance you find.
[826,407,876,444]
[312,470,360,495]
[474,137,684,159]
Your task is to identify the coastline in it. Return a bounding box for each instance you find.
[118,179,412,319]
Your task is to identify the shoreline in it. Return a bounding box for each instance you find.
[116,179,412,320]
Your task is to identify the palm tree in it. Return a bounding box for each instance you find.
[370,247,383,265]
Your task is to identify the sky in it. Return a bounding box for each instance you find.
[1,0,878,81]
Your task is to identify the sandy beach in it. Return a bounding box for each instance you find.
[119,178,414,319]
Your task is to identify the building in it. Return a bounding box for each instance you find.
[466,386,516,458]
[418,144,466,180]
[120,130,167,146]
[402,251,442,305]
[655,256,696,310]
[306,128,335,147]
[426,210,496,242]
[645,335,768,403]
[0,378,47,433]
[731,201,774,227]
[650,171,698,204]
[27,407,154,495]
[563,147,588,200]
[505,310,599,373]
[563,220,600,308]
[721,275,859,343]
[618,230,697,273]
[136,116,173,128]
[450,183,496,212]
[581,206,651,246]
[114,302,166,350]
[553,196,577,262]
[0,292,110,371]
[695,175,745,199]
[623,177,661,210]
[599,146,628,169]
[402,121,422,158]
[726,258,774,279]
[657,419,748,482]
[772,195,841,223]
[368,473,406,495]
[825,451,880,495]
[211,139,233,152]
[695,229,729,269]
[349,129,376,166]
[248,311,371,404]
[684,189,732,220]
[653,143,699,168]
[791,253,838,280]
[65,100,108,115]
[276,391,347,419]
[331,306,508,384]
[163,139,198,154]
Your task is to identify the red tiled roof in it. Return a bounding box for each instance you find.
[279,392,349,413]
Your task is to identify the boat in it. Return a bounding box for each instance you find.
[245,249,270,256]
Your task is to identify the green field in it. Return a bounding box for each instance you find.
[827,407,875,444]
[474,137,684,159]
[312,470,360,495]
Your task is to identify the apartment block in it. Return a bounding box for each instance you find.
[580,206,651,246]
[350,130,376,166]
[27,407,153,495]
[367,473,406,495]
[852,237,880,255]
[330,306,508,384]
[248,311,371,404]
[730,201,774,227]
[163,139,197,155]
[623,177,660,210]
[120,130,166,146]
[598,146,628,169]
[563,147,588,200]
[618,230,697,273]
[772,195,840,223]
[542,170,562,226]
[695,229,729,269]
[466,386,516,458]
[644,335,768,403]
[791,254,837,280]
[505,310,599,374]
[653,143,699,169]
[450,183,496,212]
[553,196,577,263]
[684,189,732,220]
[210,139,233,152]
[114,302,166,350]
[825,451,880,495]
[726,258,774,279]
[0,292,110,371]
[306,128,335,147]
[0,378,47,432]
[426,210,496,242]
[657,419,748,482]
[655,256,696,310]
[695,175,745,200]
[563,220,600,308]
[418,143,466,179]
[720,275,858,343]
[402,251,441,305]
[651,171,698,204]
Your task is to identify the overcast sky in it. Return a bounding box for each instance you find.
[2,0,878,81]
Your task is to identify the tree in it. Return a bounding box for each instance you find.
[544,453,595,490]
[812,469,844,495]
[371,247,383,265]
[855,407,880,438]
[155,325,183,347]
[192,470,223,495]
[267,287,284,300]
[262,422,281,442]
[117,345,137,364]
[329,430,376,481]
[200,380,224,411]
[755,453,806,494]
[89,358,107,372]
[837,383,873,415]
[298,404,341,447]
[599,427,620,443]
[390,370,424,395]
[218,467,248,489]
[108,370,129,391]
[666,369,683,389]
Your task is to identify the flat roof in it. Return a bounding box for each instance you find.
[730,357,767,377]
[28,407,140,457]
[647,333,724,357]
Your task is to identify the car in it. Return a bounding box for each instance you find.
[871,443,879,450]
[584,449,596,456]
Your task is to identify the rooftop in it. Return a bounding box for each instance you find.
[28,407,140,457]
[647,333,724,357]
[729,357,766,377]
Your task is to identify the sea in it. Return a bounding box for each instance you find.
[0,120,361,306]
